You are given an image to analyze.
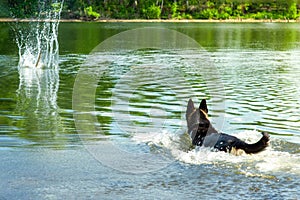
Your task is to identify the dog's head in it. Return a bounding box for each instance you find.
[186,99,210,144]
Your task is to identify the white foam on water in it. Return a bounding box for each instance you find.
[19,50,45,68]
[255,149,300,175]
[15,1,64,69]
[132,130,300,176]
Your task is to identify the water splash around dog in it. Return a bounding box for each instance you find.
[133,129,300,177]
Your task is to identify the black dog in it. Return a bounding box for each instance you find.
[186,99,270,154]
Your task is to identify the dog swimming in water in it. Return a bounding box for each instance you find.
[186,99,270,154]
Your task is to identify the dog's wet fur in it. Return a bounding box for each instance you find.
[186,99,270,154]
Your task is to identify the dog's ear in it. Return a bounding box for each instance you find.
[186,98,195,116]
[199,99,208,114]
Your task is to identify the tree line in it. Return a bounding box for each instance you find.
[5,0,300,20]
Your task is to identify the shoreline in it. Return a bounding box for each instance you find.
[0,18,299,23]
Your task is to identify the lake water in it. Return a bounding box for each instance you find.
[0,22,300,199]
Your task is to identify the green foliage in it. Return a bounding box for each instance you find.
[218,3,233,19]
[197,1,217,19]
[181,13,193,19]
[234,3,249,18]
[143,4,161,19]
[4,0,300,20]
[8,0,39,18]
[199,8,217,19]
[251,11,272,19]
[84,6,100,20]
[51,3,63,13]
[171,2,178,18]
[287,2,298,19]
[0,1,10,17]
